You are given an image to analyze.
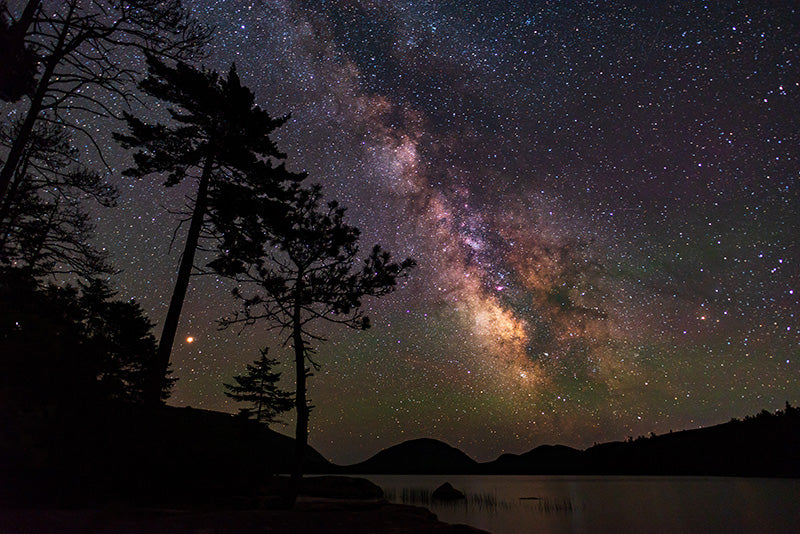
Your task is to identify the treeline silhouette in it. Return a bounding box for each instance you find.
[569,404,800,477]
[1,1,411,508]
[342,403,800,477]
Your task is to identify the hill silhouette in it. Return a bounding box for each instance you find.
[5,403,798,507]
[2,405,335,506]
[342,404,800,476]
[575,405,800,476]
[344,438,479,474]
[488,444,584,475]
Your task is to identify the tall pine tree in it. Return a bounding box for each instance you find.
[0,0,38,102]
[219,183,414,506]
[115,57,304,406]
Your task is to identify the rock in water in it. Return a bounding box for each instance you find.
[432,482,465,501]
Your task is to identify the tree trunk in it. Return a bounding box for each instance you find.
[17,0,41,33]
[146,153,213,407]
[256,374,264,423]
[288,278,308,508]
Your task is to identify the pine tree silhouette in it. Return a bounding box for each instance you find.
[220,183,414,506]
[116,57,304,406]
[224,348,294,426]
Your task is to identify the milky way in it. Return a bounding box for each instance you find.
[37,0,798,463]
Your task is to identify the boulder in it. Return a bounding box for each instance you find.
[431,482,465,501]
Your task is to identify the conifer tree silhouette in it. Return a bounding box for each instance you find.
[224,348,294,426]
[220,183,414,506]
[0,270,169,409]
[116,57,304,406]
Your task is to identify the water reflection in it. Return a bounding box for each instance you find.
[365,475,800,534]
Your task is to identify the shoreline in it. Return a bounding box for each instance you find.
[0,498,490,533]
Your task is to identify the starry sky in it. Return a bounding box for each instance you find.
[75,1,800,463]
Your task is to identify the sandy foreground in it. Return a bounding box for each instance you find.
[0,498,490,533]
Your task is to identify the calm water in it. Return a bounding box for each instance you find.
[363,475,800,534]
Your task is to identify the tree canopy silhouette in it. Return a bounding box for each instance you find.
[0,120,117,279]
[0,269,170,414]
[219,183,415,506]
[0,0,210,210]
[0,267,174,501]
[115,57,305,406]
[223,347,294,426]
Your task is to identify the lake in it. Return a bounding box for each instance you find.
[362,475,800,533]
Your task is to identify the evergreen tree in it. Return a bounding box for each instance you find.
[223,348,294,426]
[0,269,171,410]
[115,57,304,407]
[0,267,172,496]
[80,278,175,403]
[219,183,414,506]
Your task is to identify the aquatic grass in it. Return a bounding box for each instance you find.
[402,487,431,503]
[519,496,577,514]
[533,497,574,514]
[384,484,576,516]
[467,491,513,512]
[382,486,430,504]
[385,486,512,512]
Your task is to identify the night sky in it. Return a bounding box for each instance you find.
[87,1,798,464]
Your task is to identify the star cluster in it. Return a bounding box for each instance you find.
[95,1,798,463]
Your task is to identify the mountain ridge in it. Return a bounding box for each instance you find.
[339,404,800,476]
[344,437,479,474]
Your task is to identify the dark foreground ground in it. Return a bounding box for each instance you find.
[0,498,489,534]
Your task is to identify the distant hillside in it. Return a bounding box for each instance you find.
[487,444,584,475]
[345,438,479,474]
[578,405,800,476]
[341,405,800,477]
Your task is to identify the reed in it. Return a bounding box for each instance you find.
[385,486,512,512]
[532,497,575,514]
[385,485,576,515]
